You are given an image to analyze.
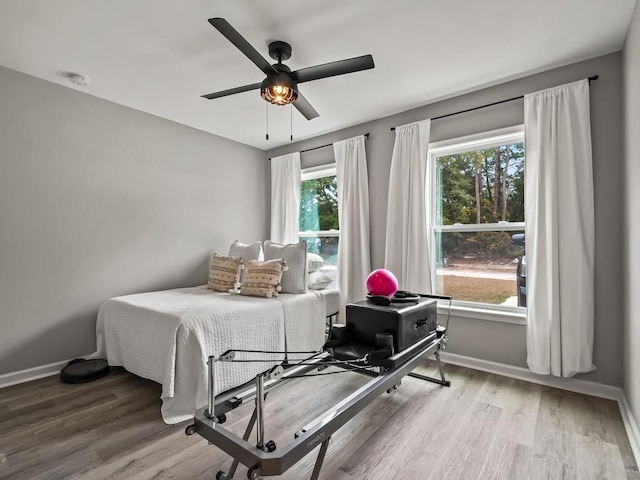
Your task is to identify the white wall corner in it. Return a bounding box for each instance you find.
[618,392,640,468]
[0,359,71,389]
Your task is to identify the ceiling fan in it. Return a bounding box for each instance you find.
[202,18,375,120]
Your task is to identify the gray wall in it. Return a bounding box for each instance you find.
[623,2,640,426]
[0,66,269,375]
[269,53,624,386]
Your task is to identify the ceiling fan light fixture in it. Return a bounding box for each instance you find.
[261,74,298,106]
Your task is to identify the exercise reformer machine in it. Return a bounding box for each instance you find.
[185,294,452,480]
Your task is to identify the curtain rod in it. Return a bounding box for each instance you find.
[268,133,369,160]
[390,75,599,131]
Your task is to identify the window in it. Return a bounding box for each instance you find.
[430,126,525,311]
[299,164,339,282]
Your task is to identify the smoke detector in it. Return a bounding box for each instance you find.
[69,74,91,86]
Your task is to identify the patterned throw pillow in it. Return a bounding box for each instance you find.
[240,259,287,298]
[207,253,243,292]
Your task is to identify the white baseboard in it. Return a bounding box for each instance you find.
[440,352,640,467]
[440,351,620,399]
[0,359,72,389]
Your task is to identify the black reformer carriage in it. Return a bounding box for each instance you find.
[186,294,451,480]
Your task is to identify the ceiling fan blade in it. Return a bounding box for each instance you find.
[293,54,374,84]
[293,91,319,120]
[201,82,262,100]
[208,18,277,76]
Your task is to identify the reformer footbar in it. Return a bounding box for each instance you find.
[186,295,451,480]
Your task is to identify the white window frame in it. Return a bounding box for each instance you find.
[429,125,526,324]
[298,163,340,246]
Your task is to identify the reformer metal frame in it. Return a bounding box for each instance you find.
[191,330,449,479]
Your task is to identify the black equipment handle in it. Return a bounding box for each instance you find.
[418,294,453,301]
[417,294,453,331]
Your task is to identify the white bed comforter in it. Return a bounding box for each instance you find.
[93,286,326,424]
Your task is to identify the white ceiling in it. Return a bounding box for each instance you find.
[0,0,636,150]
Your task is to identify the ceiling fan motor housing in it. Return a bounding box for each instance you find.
[268,41,292,62]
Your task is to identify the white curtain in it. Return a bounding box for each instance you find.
[334,136,371,317]
[270,152,301,244]
[384,119,433,294]
[524,79,595,377]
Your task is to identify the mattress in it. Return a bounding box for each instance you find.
[94,286,338,424]
[321,288,340,316]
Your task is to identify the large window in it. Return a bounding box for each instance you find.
[299,165,339,281]
[430,126,525,310]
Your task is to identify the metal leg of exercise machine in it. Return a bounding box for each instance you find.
[217,408,258,480]
[407,349,450,386]
[256,374,265,450]
[309,436,331,480]
[216,372,277,480]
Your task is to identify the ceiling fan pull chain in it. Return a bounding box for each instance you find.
[290,104,293,142]
[265,103,269,141]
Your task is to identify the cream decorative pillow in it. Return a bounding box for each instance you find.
[307,253,325,273]
[308,271,334,290]
[228,240,262,284]
[264,240,307,293]
[240,259,287,298]
[207,253,243,292]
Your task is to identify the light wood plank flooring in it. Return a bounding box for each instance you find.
[0,361,637,480]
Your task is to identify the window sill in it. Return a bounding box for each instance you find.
[437,303,526,325]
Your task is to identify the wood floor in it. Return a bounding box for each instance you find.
[0,361,638,480]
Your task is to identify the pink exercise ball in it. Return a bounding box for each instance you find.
[366,269,399,297]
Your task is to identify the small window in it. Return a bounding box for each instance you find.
[299,165,339,283]
[430,126,525,310]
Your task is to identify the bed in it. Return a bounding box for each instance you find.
[93,285,339,424]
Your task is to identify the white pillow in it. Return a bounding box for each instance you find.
[264,240,307,293]
[308,271,333,290]
[228,240,262,283]
[307,253,325,273]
